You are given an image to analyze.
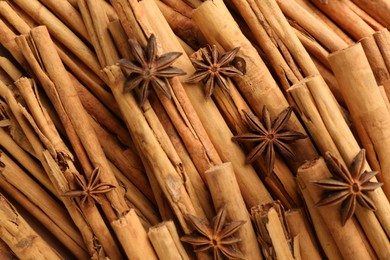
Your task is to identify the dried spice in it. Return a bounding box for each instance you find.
[181,207,245,259]
[118,34,186,106]
[232,106,307,174]
[187,45,244,98]
[63,167,116,207]
[313,149,383,225]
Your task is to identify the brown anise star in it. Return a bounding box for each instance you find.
[232,106,306,175]
[181,207,245,260]
[187,45,245,99]
[313,149,383,225]
[118,34,186,106]
[63,167,115,207]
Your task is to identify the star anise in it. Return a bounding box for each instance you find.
[186,45,245,98]
[63,167,116,207]
[181,207,245,259]
[232,106,307,174]
[118,34,186,106]
[313,149,383,225]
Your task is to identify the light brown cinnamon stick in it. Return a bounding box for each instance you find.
[359,34,390,100]
[0,193,62,260]
[285,209,322,260]
[352,0,390,29]
[148,221,190,260]
[205,162,263,259]
[329,43,390,199]
[297,158,373,260]
[193,0,318,171]
[310,0,375,40]
[0,179,87,259]
[277,0,348,52]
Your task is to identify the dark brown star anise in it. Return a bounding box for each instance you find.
[186,45,245,98]
[118,34,186,106]
[63,167,115,207]
[232,106,307,174]
[181,207,245,259]
[313,149,383,225]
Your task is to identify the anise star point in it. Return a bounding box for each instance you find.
[63,167,116,207]
[187,45,245,99]
[181,207,245,260]
[313,149,383,225]
[232,106,306,174]
[118,34,186,107]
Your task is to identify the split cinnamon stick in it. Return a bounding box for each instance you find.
[0,193,62,260]
[0,179,87,259]
[285,208,322,260]
[251,202,296,260]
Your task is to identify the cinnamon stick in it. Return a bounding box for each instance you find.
[359,35,390,100]
[11,0,102,77]
[251,202,296,260]
[0,179,87,259]
[104,65,199,233]
[112,209,158,260]
[285,208,322,260]
[297,158,372,260]
[329,43,390,199]
[351,0,390,29]
[39,0,90,43]
[374,29,390,74]
[299,75,390,239]
[0,193,62,260]
[205,162,263,259]
[148,221,190,260]
[310,0,375,40]
[277,0,348,52]
[297,172,343,259]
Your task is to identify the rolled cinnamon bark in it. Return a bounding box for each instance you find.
[148,221,190,260]
[112,209,158,260]
[193,0,318,171]
[329,43,390,199]
[205,162,263,260]
[352,0,390,29]
[310,0,375,40]
[0,193,63,260]
[277,0,348,52]
[285,208,322,260]
[359,35,390,100]
[297,158,372,260]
